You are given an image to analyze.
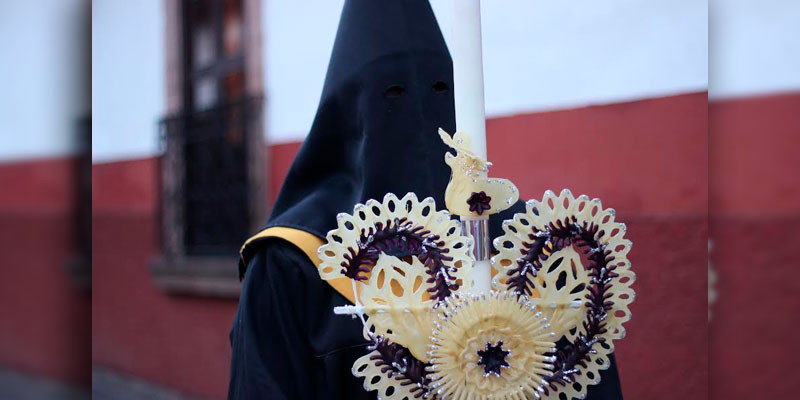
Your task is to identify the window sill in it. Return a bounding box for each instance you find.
[151,256,241,299]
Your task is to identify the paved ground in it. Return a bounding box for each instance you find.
[92,368,210,400]
[0,368,210,400]
[0,369,88,400]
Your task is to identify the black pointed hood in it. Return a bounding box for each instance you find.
[264,0,522,239]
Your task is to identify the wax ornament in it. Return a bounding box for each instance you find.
[314,130,636,399]
[493,189,635,399]
[427,292,557,399]
[439,128,518,217]
[317,192,474,303]
[359,255,435,360]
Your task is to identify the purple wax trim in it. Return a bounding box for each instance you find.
[466,191,492,215]
[477,341,511,377]
[340,217,458,301]
[504,215,619,395]
[368,336,430,398]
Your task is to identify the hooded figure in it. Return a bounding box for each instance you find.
[228,1,623,398]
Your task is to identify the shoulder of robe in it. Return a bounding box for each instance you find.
[238,226,324,280]
[238,226,356,304]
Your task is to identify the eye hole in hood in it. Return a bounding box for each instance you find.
[384,84,405,98]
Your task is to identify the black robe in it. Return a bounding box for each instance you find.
[228,240,368,399]
[229,0,623,398]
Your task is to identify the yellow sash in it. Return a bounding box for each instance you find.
[239,226,357,303]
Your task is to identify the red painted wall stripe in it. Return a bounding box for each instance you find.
[0,156,89,387]
[0,157,77,215]
[709,92,800,216]
[92,158,159,216]
[709,92,800,399]
[488,92,708,215]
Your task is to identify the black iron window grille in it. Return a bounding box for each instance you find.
[159,96,263,258]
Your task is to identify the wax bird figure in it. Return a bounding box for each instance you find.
[229,1,625,399]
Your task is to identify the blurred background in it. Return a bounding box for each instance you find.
[0,0,796,399]
[708,1,800,399]
[0,0,91,399]
[91,1,707,398]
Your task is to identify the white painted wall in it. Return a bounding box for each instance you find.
[263,1,340,145]
[709,0,800,99]
[440,0,708,118]
[0,0,86,161]
[91,0,164,163]
[84,0,800,162]
[264,0,709,144]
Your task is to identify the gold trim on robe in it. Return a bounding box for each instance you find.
[240,226,358,303]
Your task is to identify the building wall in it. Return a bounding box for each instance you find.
[0,0,85,161]
[34,0,798,398]
[89,0,709,161]
[0,0,794,397]
[91,0,164,163]
[0,0,89,390]
[708,93,800,399]
[89,90,800,400]
[0,157,90,387]
[9,88,795,399]
[91,91,709,399]
[263,0,709,144]
[92,158,233,399]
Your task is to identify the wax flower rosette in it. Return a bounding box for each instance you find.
[315,130,635,399]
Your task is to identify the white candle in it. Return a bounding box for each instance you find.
[451,0,487,159]
[450,0,492,293]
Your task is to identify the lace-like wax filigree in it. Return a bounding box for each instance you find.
[318,193,477,399]
[317,192,474,301]
[427,292,556,400]
[493,189,636,399]
[352,336,430,400]
[314,130,637,400]
[360,255,434,360]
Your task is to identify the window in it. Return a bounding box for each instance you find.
[154,0,265,297]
